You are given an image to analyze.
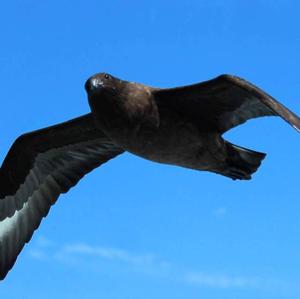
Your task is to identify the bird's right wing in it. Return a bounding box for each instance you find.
[153,75,300,133]
[0,113,124,280]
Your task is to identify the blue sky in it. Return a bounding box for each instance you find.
[1,0,300,298]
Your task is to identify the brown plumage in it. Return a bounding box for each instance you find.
[0,73,299,279]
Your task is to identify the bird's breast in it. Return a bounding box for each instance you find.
[108,113,219,170]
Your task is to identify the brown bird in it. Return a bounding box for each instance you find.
[0,73,299,279]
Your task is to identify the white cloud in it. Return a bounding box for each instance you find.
[28,249,47,260]
[27,236,53,260]
[51,242,171,277]
[27,238,298,293]
[35,236,54,248]
[185,272,261,289]
[59,243,158,266]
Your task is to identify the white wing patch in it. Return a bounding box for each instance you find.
[0,138,122,279]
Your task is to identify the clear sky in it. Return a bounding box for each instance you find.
[1,1,300,298]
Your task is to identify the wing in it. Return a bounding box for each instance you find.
[0,113,124,279]
[153,74,300,133]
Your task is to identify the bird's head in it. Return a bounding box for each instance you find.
[85,72,135,131]
[85,72,126,118]
[85,72,159,135]
[85,73,121,95]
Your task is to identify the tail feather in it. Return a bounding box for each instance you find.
[221,142,266,180]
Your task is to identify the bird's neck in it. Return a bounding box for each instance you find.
[90,83,159,142]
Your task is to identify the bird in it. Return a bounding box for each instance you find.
[0,73,299,279]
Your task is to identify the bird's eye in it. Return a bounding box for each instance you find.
[104,74,111,80]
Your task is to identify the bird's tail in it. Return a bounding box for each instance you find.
[219,141,266,180]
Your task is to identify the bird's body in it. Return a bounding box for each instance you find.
[0,72,299,280]
[87,75,269,179]
[96,93,224,173]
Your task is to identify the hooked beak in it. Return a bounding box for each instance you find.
[85,77,104,94]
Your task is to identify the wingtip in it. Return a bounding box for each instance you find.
[292,124,300,133]
[0,270,7,281]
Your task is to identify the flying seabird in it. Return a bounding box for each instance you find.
[0,73,299,279]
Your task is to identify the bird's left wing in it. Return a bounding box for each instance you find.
[153,75,300,133]
[0,113,124,280]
